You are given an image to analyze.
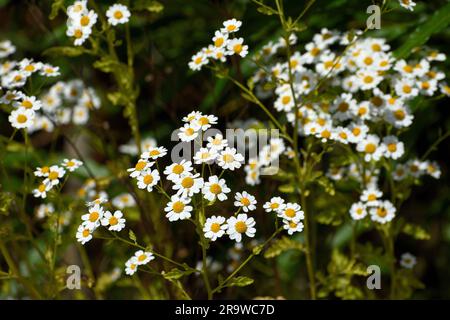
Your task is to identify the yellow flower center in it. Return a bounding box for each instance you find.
[285,208,296,218]
[403,65,413,73]
[143,174,154,185]
[402,85,412,94]
[310,47,320,56]
[66,160,75,167]
[172,164,184,174]
[394,109,405,120]
[282,96,291,105]
[199,116,209,125]
[181,177,194,188]
[240,197,251,206]
[82,229,90,237]
[209,183,222,194]
[363,75,374,84]
[372,44,381,52]
[367,194,377,201]
[223,154,234,163]
[376,208,387,218]
[227,24,236,31]
[365,143,376,154]
[321,130,331,139]
[172,201,185,213]
[89,211,99,222]
[186,128,195,136]
[24,65,35,72]
[149,149,160,157]
[135,161,147,171]
[38,183,46,192]
[364,57,373,65]
[338,102,349,112]
[138,254,147,262]
[114,10,123,19]
[109,216,118,226]
[233,44,243,54]
[270,203,279,209]
[80,15,90,26]
[17,114,28,123]
[387,143,397,152]
[235,221,247,233]
[74,29,83,39]
[210,223,221,233]
[48,171,59,180]
[214,38,224,47]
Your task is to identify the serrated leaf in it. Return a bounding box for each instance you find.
[42,46,85,57]
[394,2,450,59]
[129,229,137,243]
[264,236,305,259]
[162,268,195,281]
[223,276,254,288]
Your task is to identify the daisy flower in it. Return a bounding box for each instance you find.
[188,51,208,71]
[67,0,88,16]
[283,219,304,235]
[227,38,248,58]
[0,40,15,58]
[164,195,193,221]
[142,146,168,160]
[86,196,108,208]
[62,158,83,172]
[206,133,228,150]
[125,257,138,275]
[194,114,218,131]
[73,9,97,29]
[331,93,356,121]
[36,203,55,219]
[40,64,60,77]
[193,147,218,164]
[399,0,416,11]
[349,202,368,220]
[384,105,413,128]
[133,250,155,265]
[400,252,417,269]
[8,108,35,129]
[277,203,304,221]
[163,160,193,182]
[202,175,231,202]
[226,214,256,243]
[382,136,404,160]
[407,159,427,178]
[106,4,131,26]
[203,216,227,241]
[370,200,396,224]
[356,134,385,162]
[136,169,160,192]
[394,78,418,99]
[112,193,136,209]
[81,204,104,229]
[234,191,257,212]
[221,18,242,33]
[425,161,441,179]
[43,165,66,186]
[212,30,228,49]
[360,187,383,206]
[182,111,202,123]
[393,163,409,181]
[178,122,200,142]
[66,25,91,46]
[72,105,89,125]
[173,173,204,197]
[217,147,244,171]
[101,210,126,232]
[33,182,52,199]
[18,58,43,75]
[127,158,153,178]
[34,166,50,177]
[76,224,93,245]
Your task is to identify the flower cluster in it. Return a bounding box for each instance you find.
[32,159,82,199]
[264,197,305,235]
[188,18,248,71]
[66,1,130,46]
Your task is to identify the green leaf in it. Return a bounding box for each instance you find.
[42,46,86,57]
[161,268,195,281]
[223,276,254,288]
[394,2,450,59]
[315,210,344,226]
[129,229,137,243]
[264,236,305,259]
[93,56,120,73]
[133,0,164,13]
[49,0,64,20]
[278,184,295,194]
[0,192,13,216]
[401,223,431,240]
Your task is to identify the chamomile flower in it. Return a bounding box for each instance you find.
[164,195,193,221]
[283,219,304,235]
[62,158,83,172]
[356,134,384,162]
[8,108,35,129]
[206,133,228,150]
[72,105,89,125]
[382,136,404,159]
[331,93,356,121]
[189,52,208,71]
[0,40,15,58]
[212,30,228,49]
[193,147,218,164]
[407,159,426,178]
[67,0,87,17]
[217,147,244,170]
[112,193,136,209]
[164,160,193,182]
[400,252,417,269]
[101,210,126,231]
[72,9,97,29]
[234,191,257,212]
[43,165,66,186]
[128,158,153,178]
[360,187,383,206]
[76,224,93,245]
[125,257,138,275]
[66,25,91,46]
[36,203,55,219]
[81,204,104,229]
[133,250,155,265]
[424,161,441,179]
[18,59,42,75]
[226,214,256,242]
[369,200,396,224]
[178,122,200,141]
[384,105,413,128]
[349,202,368,220]
[278,203,304,221]
[106,4,131,26]
[195,114,218,131]
[0,90,21,104]
[173,173,204,197]
[203,216,227,241]
[393,163,409,181]
[40,64,60,77]
[33,181,52,198]
[142,146,168,160]
[399,0,416,11]
[203,175,231,202]
[136,169,160,192]
[394,78,418,99]
[227,38,248,58]
[221,19,242,33]
[86,196,108,208]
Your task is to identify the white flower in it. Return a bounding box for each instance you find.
[382,136,404,160]
[0,40,16,58]
[72,9,98,29]
[263,197,286,213]
[86,197,107,208]
[207,133,228,150]
[173,173,204,197]
[8,108,35,129]
[360,187,383,206]
[106,4,131,26]
[234,191,257,212]
[369,200,396,224]
[40,64,60,77]
[217,147,244,170]
[202,175,230,202]
[193,147,218,164]
[400,252,417,269]
[407,159,427,178]
[36,203,54,219]
[136,169,160,192]
[226,214,256,242]
[277,203,304,221]
[62,158,83,172]
[194,114,218,131]
[178,122,200,142]
[112,193,136,209]
[33,182,52,199]
[393,163,409,181]
[212,30,228,48]
[283,219,304,235]
[141,146,167,160]
[127,158,153,178]
[349,202,368,220]
[394,78,418,99]
[66,25,91,46]
[67,0,88,17]
[125,257,138,275]
[182,111,202,123]
[226,38,248,57]
[163,160,193,182]
[13,94,42,111]
[203,216,227,241]
[133,250,155,265]
[101,210,126,231]
[43,165,66,186]
[72,105,89,125]
[81,204,104,229]
[398,0,416,11]
[221,18,242,33]
[164,195,193,221]
[76,224,93,245]
[356,134,385,162]
[384,105,413,128]
[189,52,208,71]
[425,161,441,179]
